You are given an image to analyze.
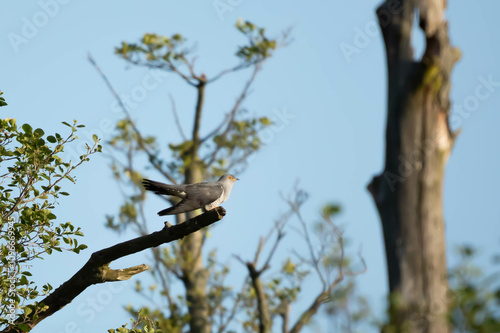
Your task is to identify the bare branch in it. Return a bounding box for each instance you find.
[246,261,272,333]
[278,299,290,333]
[207,25,292,85]
[200,113,231,144]
[258,228,285,275]
[253,237,265,266]
[149,247,177,310]
[232,254,246,266]
[285,194,327,289]
[343,248,368,277]
[186,56,206,82]
[288,240,345,333]
[217,278,247,333]
[191,75,207,155]
[169,93,187,141]
[288,290,329,333]
[284,186,368,333]
[88,53,178,184]
[287,215,368,333]
[207,62,254,84]
[124,58,197,86]
[224,149,256,175]
[204,63,263,166]
[234,211,292,333]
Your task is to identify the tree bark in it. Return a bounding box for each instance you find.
[179,76,211,333]
[288,291,329,333]
[368,1,460,332]
[245,262,272,333]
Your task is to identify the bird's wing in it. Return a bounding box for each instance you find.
[142,179,187,199]
[158,199,201,216]
[144,180,224,216]
[185,182,224,206]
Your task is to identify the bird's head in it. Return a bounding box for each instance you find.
[219,174,239,183]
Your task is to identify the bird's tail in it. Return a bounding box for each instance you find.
[142,179,186,198]
[157,206,176,216]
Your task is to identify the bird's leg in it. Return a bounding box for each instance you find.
[163,221,172,229]
[215,207,223,219]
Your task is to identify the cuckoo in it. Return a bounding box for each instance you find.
[143,174,239,215]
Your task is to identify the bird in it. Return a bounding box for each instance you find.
[142,174,239,216]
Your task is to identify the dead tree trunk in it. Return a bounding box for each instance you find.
[368,1,460,332]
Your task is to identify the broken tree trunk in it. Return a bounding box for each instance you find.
[368,1,460,332]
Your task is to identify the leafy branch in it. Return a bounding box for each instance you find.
[2,207,226,333]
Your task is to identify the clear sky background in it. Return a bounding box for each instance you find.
[1,1,499,332]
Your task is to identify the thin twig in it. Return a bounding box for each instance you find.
[125,58,197,86]
[207,62,254,84]
[253,237,265,266]
[204,63,263,167]
[258,229,285,275]
[217,278,247,333]
[169,93,187,141]
[88,53,177,184]
[289,201,327,289]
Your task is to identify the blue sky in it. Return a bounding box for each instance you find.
[1,1,500,332]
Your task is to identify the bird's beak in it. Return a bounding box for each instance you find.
[235,177,240,181]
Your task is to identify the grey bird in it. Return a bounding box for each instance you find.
[142,174,239,216]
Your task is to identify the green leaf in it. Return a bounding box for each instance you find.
[259,117,271,126]
[0,90,7,107]
[23,307,33,316]
[283,258,296,274]
[322,204,341,218]
[22,123,33,133]
[34,128,45,137]
[16,324,31,332]
[47,136,57,143]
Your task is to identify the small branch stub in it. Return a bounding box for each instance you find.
[101,264,149,282]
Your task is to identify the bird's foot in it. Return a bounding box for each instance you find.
[163,221,172,229]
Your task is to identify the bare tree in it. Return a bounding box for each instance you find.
[234,190,366,333]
